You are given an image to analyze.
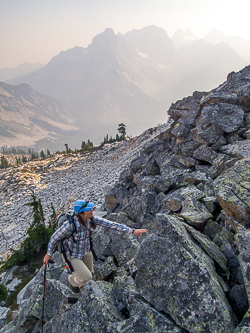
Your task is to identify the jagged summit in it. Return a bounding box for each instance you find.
[172,27,197,49]
[91,28,117,45]
[124,25,175,64]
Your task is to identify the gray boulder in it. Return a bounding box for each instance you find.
[92,226,113,260]
[113,275,186,332]
[236,83,250,106]
[110,230,140,266]
[96,256,118,281]
[168,95,201,125]
[183,170,208,185]
[17,252,65,308]
[122,195,146,223]
[1,279,78,333]
[18,280,77,327]
[193,144,218,163]
[219,140,250,159]
[184,223,228,273]
[213,229,244,285]
[171,117,194,141]
[200,91,240,107]
[228,284,248,319]
[234,227,250,331]
[162,185,205,212]
[0,306,10,330]
[191,123,224,145]
[178,195,213,229]
[207,154,231,179]
[43,302,91,333]
[135,214,236,332]
[198,103,244,134]
[79,280,123,333]
[214,159,250,226]
[93,225,141,266]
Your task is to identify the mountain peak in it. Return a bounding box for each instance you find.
[204,29,225,42]
[124,25,174,64]
[185,27,197,38]
[204,29,250,63]
[91,28,117,47]
[103,28,115,35]
[172,28,197,49]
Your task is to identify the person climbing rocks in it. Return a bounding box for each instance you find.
[43,199,148,292]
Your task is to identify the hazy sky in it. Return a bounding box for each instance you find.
[1,0,250,68]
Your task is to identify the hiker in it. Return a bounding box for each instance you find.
[43,199,148,292]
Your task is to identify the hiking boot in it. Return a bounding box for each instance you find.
[67,274,80,293]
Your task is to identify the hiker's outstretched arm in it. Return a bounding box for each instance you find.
[93,216,134,233]
[133,229,148,237]
[93,216,148,236]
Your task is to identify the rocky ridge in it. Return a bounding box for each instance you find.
[1,66,250,332]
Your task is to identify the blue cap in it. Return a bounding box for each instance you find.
[74,200,94,214]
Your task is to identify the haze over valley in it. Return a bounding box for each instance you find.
[0,25,249,151]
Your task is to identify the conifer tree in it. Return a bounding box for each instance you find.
[0,156,9,169]
[64,143,69,153]
[117,123,126,139]
[2,192,53,268]
[40,150,46,159]
[81,141,86,150]
[22,155,27,163]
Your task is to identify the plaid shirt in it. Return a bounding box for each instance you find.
[47,215,134,259]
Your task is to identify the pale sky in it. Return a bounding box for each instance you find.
[1,0,250,68]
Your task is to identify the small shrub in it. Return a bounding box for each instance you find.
[0,284,8,301]
[2,193,56,269]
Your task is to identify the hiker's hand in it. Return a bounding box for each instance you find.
[134,229,148,237]
[43,254,51,266]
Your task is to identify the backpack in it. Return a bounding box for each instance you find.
[55,212,77,272]
[56,212,77,252]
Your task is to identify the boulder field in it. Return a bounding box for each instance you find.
[1,66,250,332]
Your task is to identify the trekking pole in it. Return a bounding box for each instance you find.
[41,260,54,333]
[41,262,47,333]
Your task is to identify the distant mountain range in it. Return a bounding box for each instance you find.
[0,82,80,151]
[2,25,249,150]
[0,62,45,82]
[204,29,250,64]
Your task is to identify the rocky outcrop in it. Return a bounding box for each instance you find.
[135,215,235,332]
[101,66,250,332]
[1,66,250,332]
[214,158,250,226]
